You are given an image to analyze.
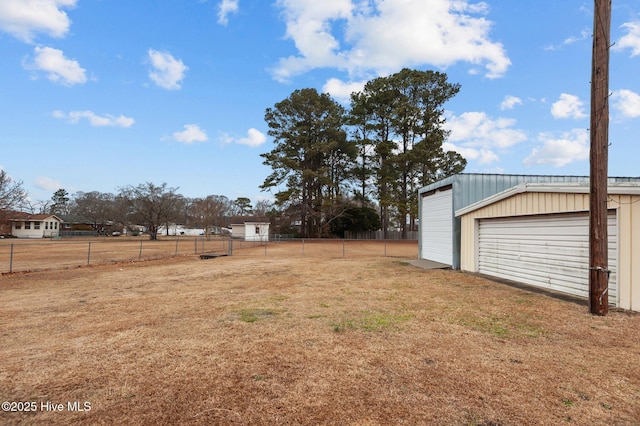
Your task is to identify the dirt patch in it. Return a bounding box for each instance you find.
[1,242,638,425]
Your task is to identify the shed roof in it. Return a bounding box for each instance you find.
[58,214,93,224]
[229,216,270,225]
[455,182,640,217]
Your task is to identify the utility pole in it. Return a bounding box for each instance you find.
[589,0,611,315]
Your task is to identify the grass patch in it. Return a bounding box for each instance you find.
[308,314,327,319]
[332,310,414,332]
[456,313,546,339]
[237,308,278,323]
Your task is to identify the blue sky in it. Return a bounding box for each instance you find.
[1,0,639,205]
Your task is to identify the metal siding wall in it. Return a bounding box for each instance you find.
[610,194,640,311]
[633,198,640,311]
[478,212,618,303]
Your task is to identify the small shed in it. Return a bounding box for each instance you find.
[418,173,640,268]
[455,182,640,312]
[9,213,63,238]
[230,216,270,242]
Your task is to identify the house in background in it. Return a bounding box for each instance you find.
[58,214,98,237]
[8,213,62,238]
[230,216,270,242]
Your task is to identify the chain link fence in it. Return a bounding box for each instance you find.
[0,237,418,274]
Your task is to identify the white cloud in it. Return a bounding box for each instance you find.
[272,0,510,82]
[238,128,267,147]
[612,89,640,118]
[551,93,587,119]
[53,110,135,127]
[35,176,64,192]
[172,124,208,144]
[218,0,239,25]
[500,95,522,110]
[24,46,86,86]
[445,111,527,148]
[0,0,76,43]
[442,111,527,165]
[614,21,640,57]
[524,129,589,167]
[544,29,590,51]
[219,128,267,147]
[147,49,188,90]
[322,78,366,104]
[442,142,499,165]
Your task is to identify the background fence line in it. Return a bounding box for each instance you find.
[344,230,418,240]
[0,237,418,274]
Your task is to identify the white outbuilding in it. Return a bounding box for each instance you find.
[455,182,640,312]
[230,216,270,242]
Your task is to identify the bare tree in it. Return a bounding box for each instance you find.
[0,170,28,221]
[253,199,274,216]
[70,191,117,232]
[119,182,182,240]
[189,195,231,235]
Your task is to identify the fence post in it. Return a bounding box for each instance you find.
[194,238,197,254]
[87,242,91,266]
[342,239,345,257]
[384,239,387,257]
[138,240,143,259]
[9,243,14,273]
[228,236,233,256]
[302,239,305,256]
[175,239,179,256]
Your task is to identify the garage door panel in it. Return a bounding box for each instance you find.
[480,260,588,286]
[483,252,588,275]
[478,212,617,304]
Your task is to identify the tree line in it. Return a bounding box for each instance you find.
[1,179,270,240]
[1,68,465,240]
[260,68,466,238]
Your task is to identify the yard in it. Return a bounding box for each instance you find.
[1,241,639,425]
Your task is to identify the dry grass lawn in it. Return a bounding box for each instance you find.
[1,241,639,425]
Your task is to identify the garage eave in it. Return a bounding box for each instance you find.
[455,182,640,217]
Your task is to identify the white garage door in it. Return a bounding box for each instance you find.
[421,188,453,265]
[478,212,617,304]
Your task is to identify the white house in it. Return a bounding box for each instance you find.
[9,213,63,238]
[230,216,270,242]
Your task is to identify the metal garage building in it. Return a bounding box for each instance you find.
[417,174,633,268]
[455,182,640,312]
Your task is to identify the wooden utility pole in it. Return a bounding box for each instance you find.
[589,0,611,315]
